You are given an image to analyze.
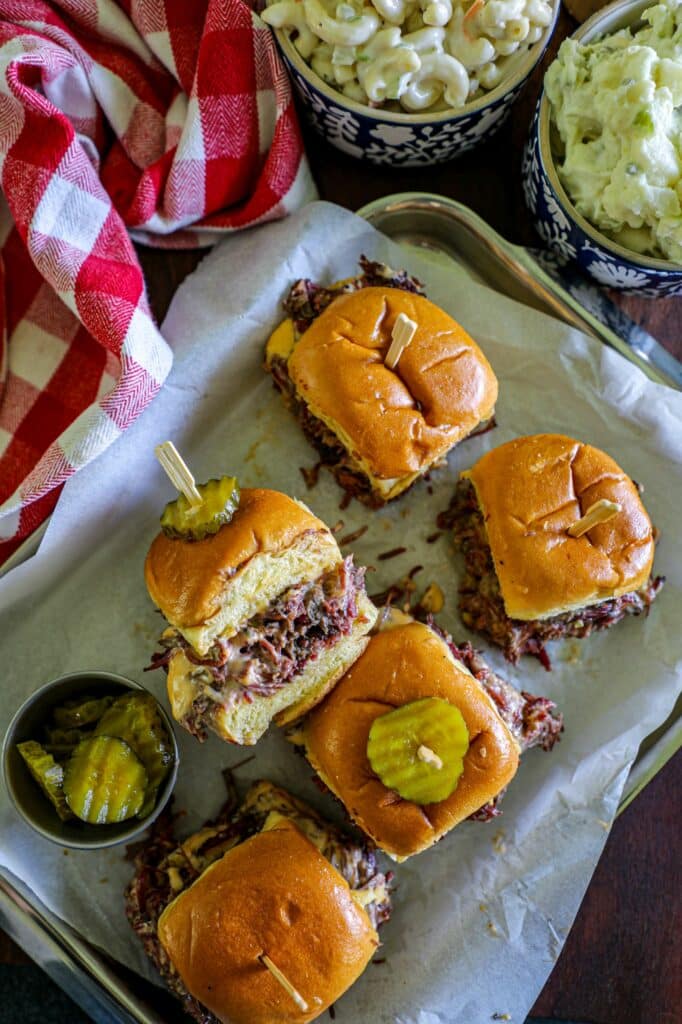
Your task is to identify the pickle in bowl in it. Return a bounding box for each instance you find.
[53,694,115,729]
[3,672,179,847]
[16,740,73,822]
[94,692,174,817]
[64,735,148,824]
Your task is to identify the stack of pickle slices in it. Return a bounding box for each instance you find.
[18,692,173,825]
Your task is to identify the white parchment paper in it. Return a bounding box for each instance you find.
[1,202,680,1024]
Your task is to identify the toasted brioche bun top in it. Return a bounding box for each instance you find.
[145,488,330,631]
[462,434,656,621]
[157,819,378,1024]
[287,288,498,479]
[301,622,519,860]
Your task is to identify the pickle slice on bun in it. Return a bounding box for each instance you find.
[290,618,563,861]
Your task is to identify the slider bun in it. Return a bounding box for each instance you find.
[463,434,656,620]
[145,488,340,655]
[287,288,498,482]
[301,622,519,860]
[158,818,378,1024]
[167,592,377,745]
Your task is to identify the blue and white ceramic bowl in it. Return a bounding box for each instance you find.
[273,8,559,167]
[523,0,682,296]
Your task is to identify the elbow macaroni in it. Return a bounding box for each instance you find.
[261,0,554,112]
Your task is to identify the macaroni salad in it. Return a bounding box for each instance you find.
[261,0,554,111]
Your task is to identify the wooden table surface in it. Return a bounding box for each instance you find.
[2,7,680,1023]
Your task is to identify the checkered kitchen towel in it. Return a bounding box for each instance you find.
[0,0,314,568]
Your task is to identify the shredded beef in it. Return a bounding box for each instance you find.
[148,558,366,740]
[427,621,564,754]
[447,479,665,668]
[438,622,561,753]
[282,255,424,334]
[270,354,383,507]
[424,618,563,821]
[125,806,230,1024]
[125,781,392,1022]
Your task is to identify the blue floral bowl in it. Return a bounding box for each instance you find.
[273,10,559,167]
[523,0,682,296]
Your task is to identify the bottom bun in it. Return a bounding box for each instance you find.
[167,593,377,745]
[158,818,378,1024]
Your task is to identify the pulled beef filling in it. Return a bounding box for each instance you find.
[446,479,665,669]
[125,782,392,1024]
[283,255,424,335]
[148,558,366,741]
[271,354,381,507]
[125,802,255,1024]
[426,619,563,821]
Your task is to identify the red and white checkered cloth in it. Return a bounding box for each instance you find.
[0,0,314,567]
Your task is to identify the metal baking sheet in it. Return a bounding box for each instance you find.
[1,192,680,1024]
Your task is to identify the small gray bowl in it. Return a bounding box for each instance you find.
[2,671,179,850]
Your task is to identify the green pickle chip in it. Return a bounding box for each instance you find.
[46,726,90,746]
[44,726,92,760]
[94,692,173,817]
[17,740,73,821]
[63,735,147,824]
[160,476,240,541]
[367,697,470,805]
[52,695,114,729]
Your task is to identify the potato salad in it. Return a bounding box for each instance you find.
[545,0,682,262]
[262,0,554,111]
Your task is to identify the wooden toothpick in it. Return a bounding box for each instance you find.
[154,441,203,508]
[385,313,417,370]
[259,954,309,1012]
[417,744,443,770]
[567,499,622,538]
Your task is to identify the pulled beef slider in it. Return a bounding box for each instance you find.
[265,276,497,507]
[127,780,391,1024]
[145,488,377,744]
[450,434,664,665]
[291,617,562,861]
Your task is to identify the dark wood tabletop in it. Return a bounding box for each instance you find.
[2,7,680,1023]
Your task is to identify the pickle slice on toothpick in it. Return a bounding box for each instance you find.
[160,476,240,541]
[367,697,469,804]
[155,440,240,541]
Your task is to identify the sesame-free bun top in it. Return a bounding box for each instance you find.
[463,434,656,621]
[145,488,340,655]
[301,622,519,860]
[287,288,498,480]
[157,818,378,1024]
